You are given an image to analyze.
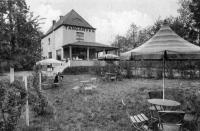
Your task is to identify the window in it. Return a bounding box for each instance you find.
[48,52,52,58]
[48,38,51,45]
[76,32,84,41]
[56,49,61,60]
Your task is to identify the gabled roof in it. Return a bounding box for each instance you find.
[44,9,95,37]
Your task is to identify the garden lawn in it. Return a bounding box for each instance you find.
[41,75,200,131]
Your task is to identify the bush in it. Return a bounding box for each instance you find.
[31,95,54,117]
[21,125,43,131]
[62,66,102,75]
[28,67,54,117]
[0,79,27,131]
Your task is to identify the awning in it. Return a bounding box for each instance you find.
[62,41,118,51]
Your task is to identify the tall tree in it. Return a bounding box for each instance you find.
[111,35,129,53]
[0,0,42,71]
[126,24,139,48]
[189,0,200,45]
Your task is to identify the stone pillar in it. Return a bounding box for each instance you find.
[69,46,72,60]
[87,47,90,61]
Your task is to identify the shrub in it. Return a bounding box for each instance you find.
[0,79,27,131]
[21,125,43,131]
[29,67,54,117]
[62,66,102,75]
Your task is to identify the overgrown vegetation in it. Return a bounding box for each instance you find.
[0,66,55,130]
[62,63,120,76]
[120,60,200,79]
[0,79,27,131]
[0,0,42,72]
[43,74,200,131]
[29,65,54,117]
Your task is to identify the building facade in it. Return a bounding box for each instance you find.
[41,9,117,65]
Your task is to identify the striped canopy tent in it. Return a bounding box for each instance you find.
[121,24,200,99]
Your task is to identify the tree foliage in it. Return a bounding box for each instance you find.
[0,0,42,71]
[189,0,200,45]
[111,20,162,53]
[112,0,200,52]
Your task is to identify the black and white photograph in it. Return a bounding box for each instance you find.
[0,0,200,130]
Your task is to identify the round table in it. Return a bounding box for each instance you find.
[148,99,181,107]
[80,80,91,87]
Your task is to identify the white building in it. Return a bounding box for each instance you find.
[41,9,117,67]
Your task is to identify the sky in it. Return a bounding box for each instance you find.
[26,0,180,45]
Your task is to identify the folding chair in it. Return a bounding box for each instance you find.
[100,72,106,81]
[121,99,149,131]
[158,111,185,131]
[148,91,164,120]
[184,112,199,130]
[110,74,117,81]
[90,77,97,85]
[148,91,163,99]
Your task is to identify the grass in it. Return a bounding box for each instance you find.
[19,74,200,131]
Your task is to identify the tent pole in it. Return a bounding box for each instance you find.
[162,52,165,100]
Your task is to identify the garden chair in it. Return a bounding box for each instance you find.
[148,91,164,121]
[184,112,200,130]
[100,72,106,81]
[90,77,98,88]
[90,77,97,85]
[158,111,185,131]
[148,91,163,99]
[121,99,149,131]
[110,74,117,81]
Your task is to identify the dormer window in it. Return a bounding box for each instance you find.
[76,32,84,41]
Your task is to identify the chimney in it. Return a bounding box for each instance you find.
[59,15,63,20]
[52,20,56,26]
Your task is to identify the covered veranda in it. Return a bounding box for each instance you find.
[63,41,118,61]
[62,41,118,67]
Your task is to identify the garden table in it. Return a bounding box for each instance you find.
[80,80,91,87]
[148,99,181,107]
[148,99,181,112]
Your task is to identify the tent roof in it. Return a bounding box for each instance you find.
[121,25,200,60]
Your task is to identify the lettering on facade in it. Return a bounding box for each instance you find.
[67,26,95,32]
